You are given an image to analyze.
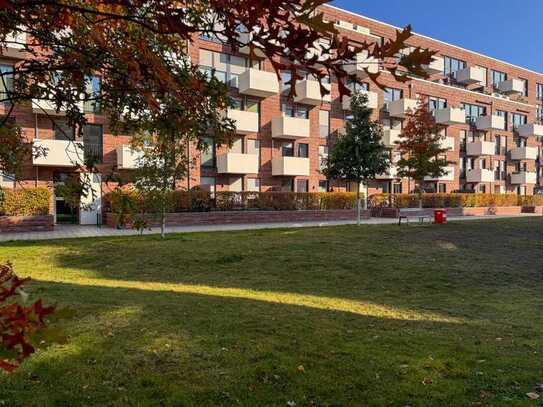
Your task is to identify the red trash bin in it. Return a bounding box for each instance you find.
[434,209,447,224]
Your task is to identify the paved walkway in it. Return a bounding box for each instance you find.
[0,213,540,242]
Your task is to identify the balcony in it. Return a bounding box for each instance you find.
[516,123,543,138]
[424,166,455,181]
[238,69,279,98]
[511,171,537,185]
[294,79,331,105]
[382,129,402,147]
[342,90,378,110]
[4,31,26,58]
[217,152,259,174]
[497,79,524,96]
[305,39,331,66]
[343,51,379,79]
[388,98,418,118]
[510,146,538,161]
[32,99,84,116]
[375,165,398,180]
[227,109,259,134]
[237,32,265,57]
[272,156,310,176]
[422,56,445,75]
[32,139,84,167]
[117,145,144,170]
[466,140,495,156]
[476,115,505,131]
[435,107,466,125]
[439,137,455,151]
[455,66,486,85]
[466,169,494,183]
[271,116,310,139]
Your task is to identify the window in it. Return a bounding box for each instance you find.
[346,78,369,93]
[231,96,260,114]
[81,124,103,163]
[247,178,261,192]
[479,184,486,193]
[491,70,507,89]
[54,122,75,141]
[200,137,215,168]
[438,184,447,193]
[84,75,101,113]
[247,139,260,166]
[384,87,403,105]
[519,78,528,97]
[0,64,14,104]
[318,145,328,171]
[537,83,543,101]
[296,179,309,193]
[443,56,466,76]
[281,179,294,192]
[393,182,402,194]
[281,100,309,119]
[199,50,255,88]
[298,143,309,158]
[537,107,543,123]
[281,142,294,157]
[511,113,527,130]
[200,177,216,194]
[318,180,329,192]
[459,130,467,153]
[459,157,466,179]
[461,103,486,123]
[428,96,447,113]
[496,110,508,131]
[319,110,330,138]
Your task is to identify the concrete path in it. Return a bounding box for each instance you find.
[0,213,540,243]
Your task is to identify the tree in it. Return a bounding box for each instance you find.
[395,103,453,205]
[0,0,436,190]
[323,93,390,225]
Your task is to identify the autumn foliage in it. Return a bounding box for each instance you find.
[0,262,56,373]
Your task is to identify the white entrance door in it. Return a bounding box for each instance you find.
[79,173,102,225]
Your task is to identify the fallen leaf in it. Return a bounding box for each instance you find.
[526,392,540,400]
[422,377,433,385]
[297,365,305,373]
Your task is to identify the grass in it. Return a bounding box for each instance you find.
[1,218,543,406]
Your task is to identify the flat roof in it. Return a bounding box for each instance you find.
[325,4,543,78]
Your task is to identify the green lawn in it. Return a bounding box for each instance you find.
[1,219,543,406]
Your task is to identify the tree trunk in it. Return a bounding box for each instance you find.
[356,182,361,226]
[160,197,166,240]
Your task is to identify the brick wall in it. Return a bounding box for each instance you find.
[0,215,54,233]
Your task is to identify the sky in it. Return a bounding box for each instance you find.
[331,0,543,73]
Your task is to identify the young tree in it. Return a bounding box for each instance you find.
[323,93,390,225]
[0,0,436,189]
[395,103,453,206]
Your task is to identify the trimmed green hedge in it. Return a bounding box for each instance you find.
[104,189,359,215]
[369,193,538,209]
[0,187,51,216]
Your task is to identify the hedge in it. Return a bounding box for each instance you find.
[369,193,534,209]
[104,189,359,215]
[0,187,51,216]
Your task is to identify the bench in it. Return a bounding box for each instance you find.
[398,208,432,226]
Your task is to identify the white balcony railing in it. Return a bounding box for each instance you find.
[424,166,455,182]
[466,169,494,183]
[422,56,445,75]
[375,165,398,180]
[117,145,144,170]
[294,79,331,105]
[383,129,402,147]
[510,146,538,161]
[466,140,495,156]
[6,31,26,50]
[388,98,418,118]
[439,137,455,151]
[511,172,537,185]
[238,69,279,98]
[476,115,505,131]
[455,66,486,85]
[32,99,84,115]
[497,79,524,95]
[342,90,378,111]
[343,51,379,79]
[435,107,466,125]
[227,109,259,134]
[217,153,259,174]
[271,115,310,139]
[272,156,310,176]
[32,139,84,167]
[516,123,543,138]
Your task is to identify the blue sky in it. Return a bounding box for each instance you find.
[331,0,543,73]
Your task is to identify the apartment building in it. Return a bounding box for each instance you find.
[2,4,543,224]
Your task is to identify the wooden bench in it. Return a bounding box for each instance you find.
[398,208,432,226]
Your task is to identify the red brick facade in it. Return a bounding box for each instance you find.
[2,4,543,225]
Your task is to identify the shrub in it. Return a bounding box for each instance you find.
[0,187,50,216]
[319,192,357,210]
[369,193,523,209]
